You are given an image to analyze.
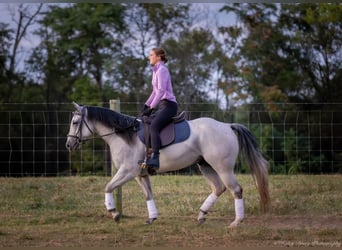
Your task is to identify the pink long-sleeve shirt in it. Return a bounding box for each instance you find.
[145,62,177,109]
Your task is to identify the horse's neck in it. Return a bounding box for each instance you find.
[93,122,116,143]
[93,121,135,166]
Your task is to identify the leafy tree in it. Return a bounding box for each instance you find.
[0,22,13,102]
[1,3,339,175]
[110,3,191,112]
[163,28,221,112]
[29,3,126,105]
[140,3,190,47]
[123,3,190,57]
[211,25,243,110]
[8,4,43,77]
[220,3,342,108]
[219,3,342,173]
[279,4,342,104]
[0,4,43,103]
[220,4,290,110]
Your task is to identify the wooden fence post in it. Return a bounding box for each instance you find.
[109,99,122,215]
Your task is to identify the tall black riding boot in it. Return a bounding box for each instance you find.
[146,151,160,169]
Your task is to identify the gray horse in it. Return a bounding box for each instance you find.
[66,102,270,227]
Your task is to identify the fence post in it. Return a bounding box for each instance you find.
[109,99,122,215]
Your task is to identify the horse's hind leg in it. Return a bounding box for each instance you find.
[216,170,244,228]
[197,162,226,225]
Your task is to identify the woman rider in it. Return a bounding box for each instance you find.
[140,47,178,170]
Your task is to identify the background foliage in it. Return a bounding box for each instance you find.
[0,3,341,175]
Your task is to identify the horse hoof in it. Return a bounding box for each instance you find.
[111,211,121,223]
[145,218,157,225]
[197,218,206,226]
[228,219,243,228]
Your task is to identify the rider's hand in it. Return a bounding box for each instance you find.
[139,105,150,117]
[142,104,149,111]
[142,108,153,117]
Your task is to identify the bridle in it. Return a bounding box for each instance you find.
[67,106,141,150]
[66,109,94,146]
[67,109,117,147]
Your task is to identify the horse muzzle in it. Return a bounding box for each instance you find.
[65,136,82,151]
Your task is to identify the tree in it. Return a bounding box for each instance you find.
[29,3,126,104]
[163,28,220,112]
[0,4,43,103]
[8,4,43,76]
[123,4,190,57]
[220,4,291,111]
[0,22,13,102]
[279,4,342,104]
[24,3,127,175]
[140,3,190,47]
[220,3,342,108]
[214,25,242,110]
[109,3,191,111]
[219,3,342,173]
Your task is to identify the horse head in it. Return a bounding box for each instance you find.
[65,102,94,151]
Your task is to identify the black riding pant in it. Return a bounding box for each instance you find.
[150,100,178,153]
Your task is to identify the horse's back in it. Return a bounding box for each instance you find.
[188,117,238,152]
[188,117,234,133]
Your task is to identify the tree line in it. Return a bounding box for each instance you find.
[0,3,341,175]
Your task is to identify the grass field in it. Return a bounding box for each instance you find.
[0,174,341,247]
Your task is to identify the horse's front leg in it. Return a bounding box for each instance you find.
[104,168,136,222]
[135,175,158,224]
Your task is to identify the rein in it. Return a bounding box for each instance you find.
[67,110,117,145]
[67,109,138,145]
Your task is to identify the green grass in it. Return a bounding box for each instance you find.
[0,175,341,247]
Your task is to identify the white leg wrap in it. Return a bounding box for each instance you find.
[105,192,115,210]
[234,198,244,220]
[200,193,218,212]
[147,199,158,219]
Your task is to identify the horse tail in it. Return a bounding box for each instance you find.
[231,123,270,212]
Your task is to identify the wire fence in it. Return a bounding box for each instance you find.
[0,102,341,176]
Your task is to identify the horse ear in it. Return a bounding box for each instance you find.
[72,101,82,112]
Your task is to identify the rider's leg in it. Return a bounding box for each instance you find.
[146,100,177,169]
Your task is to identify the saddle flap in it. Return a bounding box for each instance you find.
[137,119,190,148]
[160,123,175,146]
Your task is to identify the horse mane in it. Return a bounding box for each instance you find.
[86,106,138,144]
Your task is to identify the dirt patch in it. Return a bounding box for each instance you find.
[244,215,342,229]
